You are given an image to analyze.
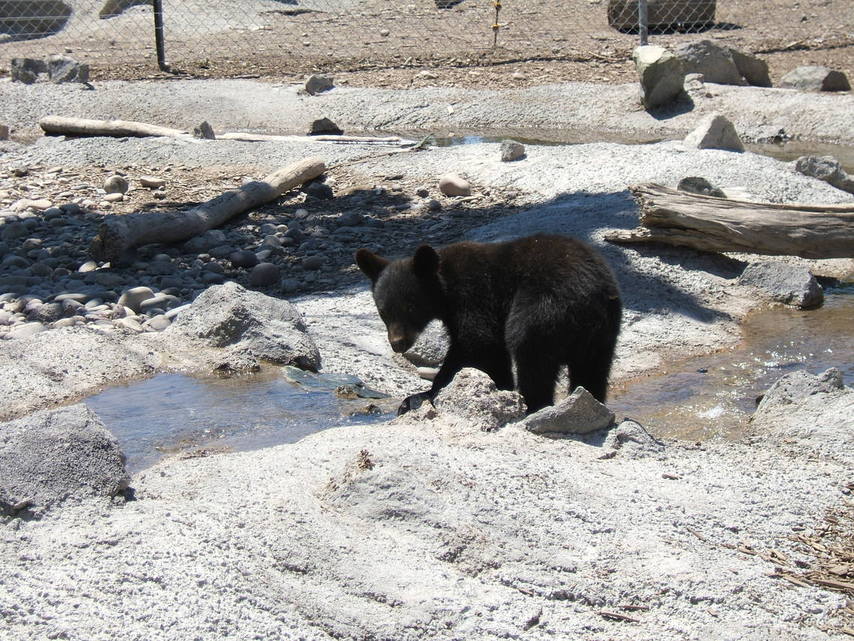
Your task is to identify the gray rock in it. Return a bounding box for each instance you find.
[738,262,823,309]
[304,74,334,95]
[683,112,744,152]
[794,155,854,195]
[104,175,129,194]
[602,420,665,459]
[0,404,129,515]
[304,181,334,200]
[193,121,216,140]
[139,293,179,313]
[632,45,685,109]
[403,320,449,367]
[183,230,227,253]
[8,322,46,339]
[729,48,771,87]
[309,117,343,136]
[168,281,321,371]
[117,286,156,313]
[10,57,46,84]
[300,255,323,271]
[27,302,63,323]
[500,139,526,162]
[677,176,726,198]
[229,250,260,269]
[673,40,745,86]
[438,173,471,196]
[433,368,526,431]
[47,54,90,84]
[139,175,166,189]
[248,262,281,287]
[514,387,614,434]
[142,314,171,331]
[779,66,851,92]
[751,368,852,463]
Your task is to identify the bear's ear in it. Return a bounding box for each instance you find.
[355,248,389,282]
[413,245,439,279]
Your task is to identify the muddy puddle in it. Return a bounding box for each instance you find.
[609,285,854,442]
[85,367,394,472]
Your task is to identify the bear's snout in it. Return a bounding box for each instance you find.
[387,329,415,353]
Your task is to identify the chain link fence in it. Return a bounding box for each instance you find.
[1,0,852,79]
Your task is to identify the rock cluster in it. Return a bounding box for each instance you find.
[11,55,89,84]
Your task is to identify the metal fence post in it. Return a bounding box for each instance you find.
[638,0,649,45]
[153,0,169,71]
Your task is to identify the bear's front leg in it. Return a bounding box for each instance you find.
[396,344,467,415]
[397,391,432,415]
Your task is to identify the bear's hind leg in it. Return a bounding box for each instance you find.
[567,332,618,403]
[514,347,561,414]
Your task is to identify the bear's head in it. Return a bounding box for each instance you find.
[355,245,442,353]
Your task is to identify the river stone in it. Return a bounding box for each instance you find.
[738,262,823,309]
[184,229,226,253]
[230,250,260,269]
[632,45,685,109]
[603,420,665,459]
[729,48,771,87]
[500,139,526,162]
[302,255,325,271]
[750,368,852,464]
[10,57,46,84]
[433,368,526,431]
[104,175,129,194]
[794,155,854,195]
[168,281,321,371]
[248,262,281,287]
[779,66,851,92]
[677,176,726,198]
[143,314,171,331]
[438,173,471,196]
[193,120,216,140]
[305,74,334,95]
[140,175,166,189]
[117,286,156,313]
[309,117,343,136]
[0,404,129,515]
[47,54,89,84]
[683,113,744,152]
[27,302,63,323]
[673,40,745,86]
[515,387,614,434]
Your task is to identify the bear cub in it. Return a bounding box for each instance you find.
[355,234,621,415]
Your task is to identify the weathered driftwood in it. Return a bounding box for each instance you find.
[89,157,325,263]
[40,115,191,139]
[605,183,854,259]
[217,132,411,145]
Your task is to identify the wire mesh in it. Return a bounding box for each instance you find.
[0,1,852,79]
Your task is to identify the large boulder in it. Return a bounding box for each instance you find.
[683,112,744,152]
[433,368,525,431]
[0,404,129,516]
[750,368,853,463]
[673,39,744,85]
[728,48,771,87]
[738,262,823,309]
[169,281,321,371]
[794,155,854,195]
[779,66,851,92]
[633,45,685,109]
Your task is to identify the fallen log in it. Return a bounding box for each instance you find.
[89,157,325,263]
[40,115,191,139]
[605,183,854,259]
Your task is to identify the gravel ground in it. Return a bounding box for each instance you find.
[0,78,853,640]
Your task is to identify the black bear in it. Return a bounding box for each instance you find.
[355,234,621,415]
